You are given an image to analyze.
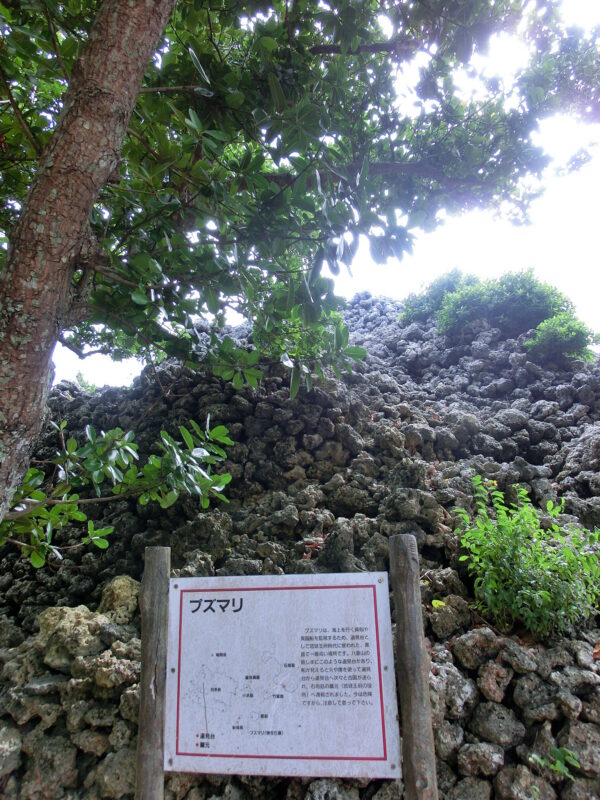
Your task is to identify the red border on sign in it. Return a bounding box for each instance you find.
[174,584,388,762]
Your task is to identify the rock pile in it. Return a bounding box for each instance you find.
[1,294,599,799]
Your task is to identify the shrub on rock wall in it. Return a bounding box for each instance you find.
[456,475,600,637]
[437,269,571,340]
[524,310,598,365]
[398,269,477,325]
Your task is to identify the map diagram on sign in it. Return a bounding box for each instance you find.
[181,651,300,728]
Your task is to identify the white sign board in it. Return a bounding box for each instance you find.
[164,572,401,779]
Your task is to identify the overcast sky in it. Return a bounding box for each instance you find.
[52,0,600,387]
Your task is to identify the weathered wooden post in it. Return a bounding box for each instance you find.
[136,546,171,800]
[389,534,438,800]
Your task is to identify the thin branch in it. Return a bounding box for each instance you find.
[126,126,163,161]
[309,37,415,58]
[5,490,140,521]
[58,335,108,359]
[138,84,208,94]
[207,9,224,64]
[42,1,70,81]
[0,65,43,156]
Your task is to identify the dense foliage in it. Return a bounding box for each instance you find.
[2,0,594,388]
[399,269,477,325]
[0,417,232,567]
[456,476,600,637]
[399,269,597,359]
[524,309,598,364]
[436,269,572,339]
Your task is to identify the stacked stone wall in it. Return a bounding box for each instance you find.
[1,295,599,799]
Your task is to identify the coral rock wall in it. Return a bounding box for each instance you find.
[1,295,600,799]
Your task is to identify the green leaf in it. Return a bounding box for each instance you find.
[343,345,367,360]
[30,550,46,568]
[92,537,109,549]
[267,73,286,111]
[226,90,246,109]
[258,36,278,53]
[187,107,203,134]
[131,289,148,305]
[179,425,194,450]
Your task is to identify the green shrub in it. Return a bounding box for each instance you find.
[399,269,477,325]
[456,475,600,637]
[524,310,598,364]
[437,269,572,340]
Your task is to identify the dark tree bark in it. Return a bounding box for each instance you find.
[0,0,177,522]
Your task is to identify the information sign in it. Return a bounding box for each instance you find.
[164,572,401,778]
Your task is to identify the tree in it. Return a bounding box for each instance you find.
[0,0,597,523]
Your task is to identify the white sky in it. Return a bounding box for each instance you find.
[52,0,600,387]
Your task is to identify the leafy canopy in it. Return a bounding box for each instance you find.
[1,0,596,389]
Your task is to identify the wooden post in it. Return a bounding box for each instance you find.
[136,546,171,800]
[389,534,438,800]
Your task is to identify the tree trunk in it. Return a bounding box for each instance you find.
[0,0,176,522]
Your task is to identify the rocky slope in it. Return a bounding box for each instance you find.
[1,294,599,799]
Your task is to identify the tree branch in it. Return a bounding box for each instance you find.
[138,84,209,94]
[58,335,108,359]
[309,37,415,58]
[0,65,43,156]
[5,490,139,521]
[42,1,70,81]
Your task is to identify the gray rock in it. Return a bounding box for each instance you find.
[93,747,137,798]
[494,765,557,799]
[513,673,560,725]
[20,728,78,798]
[558,720,600,777]
[431,663,479,721]
[119,684,139,723]
[583,688,600,724]
[370,782,403,800]
[452,628,500,670]
[469,702,526,748]
[501,639,538,673]
[457,742,504,777]
[423,567,468,599]
[434,719,464,761]
[562,778,600,799]
[496,409,529,431]
[536,646,574,679]
[429,595,471,639]
[335,423,364,455]
[477,660,513,703]
[23,673,68,695]
[37,605,109,671]
[305,780,360,800]
[447,776,492,800]
[549,665,600,695]
[0,722,21,778]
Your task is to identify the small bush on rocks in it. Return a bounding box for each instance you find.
[399,269,477,324]
[456,475,600,637]
[524,309,598,365]
[437,269,571,340]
